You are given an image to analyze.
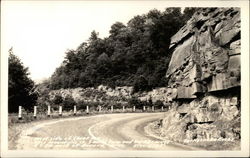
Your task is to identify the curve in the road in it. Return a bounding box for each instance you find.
[15,113,197,150]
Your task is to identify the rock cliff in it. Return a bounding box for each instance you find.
[161,8,241,147]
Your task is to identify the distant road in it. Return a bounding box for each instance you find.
[16,113,196,150]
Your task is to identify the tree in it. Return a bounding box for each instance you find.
[182,7,200,23]
[154,100,164,108]
[36,79,51,112]
[8,48,38,113]
[109,22,126,37]
[133,75,149,92]
[49,8,196,92]
[88,30,99,43]
[62,96,76,111]
[52,95,63,105]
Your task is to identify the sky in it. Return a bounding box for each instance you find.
[2,1,187,83]
[1,1,247,83]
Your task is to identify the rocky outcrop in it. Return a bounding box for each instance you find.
[167,8,240,99]
[137,87,169,103]
[49,85,133,104]
[161,8,241,145]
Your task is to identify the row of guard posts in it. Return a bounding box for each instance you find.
[18,104,169,120]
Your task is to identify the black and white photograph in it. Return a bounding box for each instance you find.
[1,0,249,157]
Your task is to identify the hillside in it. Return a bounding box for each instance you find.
[48,8,196,92]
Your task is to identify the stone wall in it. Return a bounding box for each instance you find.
[162,8,241,142]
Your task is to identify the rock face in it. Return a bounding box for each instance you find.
[162,8,241,144]
[49,85,133,105]
[167,8,240,98]
[137,87,169,103]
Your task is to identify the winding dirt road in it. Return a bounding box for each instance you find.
[16,113,195,150]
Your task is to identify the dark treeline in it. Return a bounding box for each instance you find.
[8,48,38,112]
[49,8,197,92]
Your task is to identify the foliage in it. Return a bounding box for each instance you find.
[62,96,76,110]
[133,75,149,92]
[36,79,51,112]
[77,100,88,110]
[8,48,38,113]
[52,95,63,105]
[49,7,196,92]
[128,97,150,108]
[182,7,200,22]
[153,100,164,108]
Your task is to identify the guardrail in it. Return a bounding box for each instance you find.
[13,105,170,121]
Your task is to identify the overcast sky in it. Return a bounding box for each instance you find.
[2,1,244,83]
[2,1,185,82]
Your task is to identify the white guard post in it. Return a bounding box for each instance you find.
[99,105,101,112]
[18,106,22,120]
[48,105,51,117]
[73,105,77,115]
[33,106,37,118]
[86,106,89,114]
[59,106,62,116]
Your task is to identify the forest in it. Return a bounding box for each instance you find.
[8,8,197,112]
[49,8,197,92]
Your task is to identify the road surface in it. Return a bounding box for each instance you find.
[16,113,196,150]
